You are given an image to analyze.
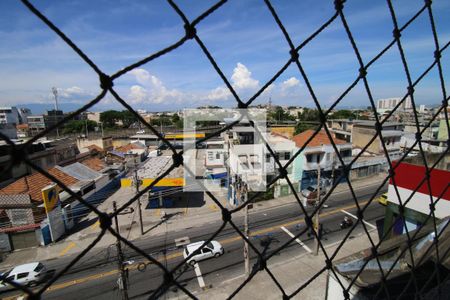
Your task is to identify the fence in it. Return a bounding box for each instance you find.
[0,0,448,299]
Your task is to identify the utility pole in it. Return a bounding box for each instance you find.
[314,163,321,256]
[85,118,89,138]
[134,160,144,235]
[243,182,250,276]
[113,201,129,300]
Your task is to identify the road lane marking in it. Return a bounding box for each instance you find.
[194,263,206,288]
[208,204,220,211]
[91,220,100,230]
[280,226,312,253]
[341,209,377,229]
[6,199,370,298]
[59,242,76,257]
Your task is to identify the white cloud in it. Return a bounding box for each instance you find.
[207,86,231,101]
[129,85,149,103]
[129,69,151,85]
[128,68,184,104]
[231,63,260,90]
[281,77,300,90]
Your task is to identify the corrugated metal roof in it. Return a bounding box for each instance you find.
[56,163,102,181]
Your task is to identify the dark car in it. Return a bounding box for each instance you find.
[301,185,327,206]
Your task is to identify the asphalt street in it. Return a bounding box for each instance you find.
[1,181,387,299]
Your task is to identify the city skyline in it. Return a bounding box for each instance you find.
[1,0,449,112]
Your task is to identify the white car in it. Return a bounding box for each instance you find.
[0,262,47,287]
[183,241,224,265]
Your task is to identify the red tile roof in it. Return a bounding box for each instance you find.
[292,129,347,148]
[0,168,78,203]
[116,143,145,153]
[0,223,40,233]
[81,157,107,172]
[86,144,104,152]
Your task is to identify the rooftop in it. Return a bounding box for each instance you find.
[137,156,183,179]
[81,157,108,172]
[292,130,347,148]
[0,167,79,202]
[56,163,103,181]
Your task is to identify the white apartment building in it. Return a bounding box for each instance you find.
[377,97,412,111]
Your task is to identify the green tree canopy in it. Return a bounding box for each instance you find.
[268,106,295,122]
[330,109,357,120]
[297,108,319,121]
[63,120,98,134]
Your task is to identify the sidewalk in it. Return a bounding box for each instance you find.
[0,173,387,270]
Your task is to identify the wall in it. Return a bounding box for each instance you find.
[352,126,381,154]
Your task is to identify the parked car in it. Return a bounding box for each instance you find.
[0,262,47,287]
[378,193,388,206]
[183,241,224,265]
[301,184,327,206]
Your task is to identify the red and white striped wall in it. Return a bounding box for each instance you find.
[387,161,450,219]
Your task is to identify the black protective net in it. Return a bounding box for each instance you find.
[0,0,448,299]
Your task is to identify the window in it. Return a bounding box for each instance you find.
[17,273,28,279]
[340,149,352,158]
[202,248,212,253]
[6,275,15,282]
[215,152,220,160]
[34,263,44,272]
[265,153,271,163]
[284,152,290,160]
[306,154,314,163]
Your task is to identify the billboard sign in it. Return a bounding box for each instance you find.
[41,184,65,242]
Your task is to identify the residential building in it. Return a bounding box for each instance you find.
[18,108,31,124]
[377,97,412,112]
[437,119,449,140]
[0,167,79,249]
[44,109,65,131]
[16,123,30,138]
[224,122,266,203]
[77,136,114,152]
[27,115,46,136]
[86,111,101,123]
[326,119,354,142]
[291,129,352,191]
[266,133,296,197]
[0,156,123,250]
[351,120,403,159]
[0,107,20,125]
[0,138,79,187]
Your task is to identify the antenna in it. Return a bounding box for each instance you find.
[51,87,60,138]
[52,87,59,111]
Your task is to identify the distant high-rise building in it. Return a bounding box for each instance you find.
[0,107,20,125]
[377,97,412,111]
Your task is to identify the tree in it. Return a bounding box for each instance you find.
[63,120,97,134]
[171,113,180,124]
[330,109,356,120]
[297,108,319,121]
[120,110,137,128]
[100,110,122,128]
[294,122,316,134]
[269,106,295,122]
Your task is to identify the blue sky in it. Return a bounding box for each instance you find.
[0,0,449,113]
